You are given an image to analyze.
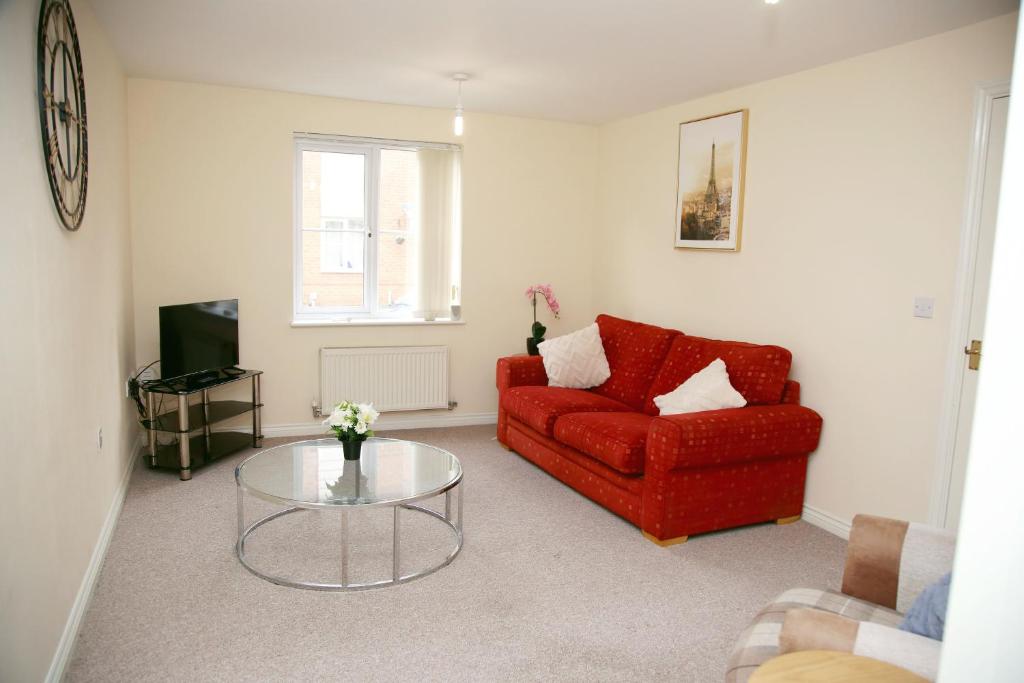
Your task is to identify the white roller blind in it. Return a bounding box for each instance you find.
[415,148,461,319]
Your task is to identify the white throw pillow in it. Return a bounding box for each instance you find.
[653,358,747,415]
[538,323,611,389]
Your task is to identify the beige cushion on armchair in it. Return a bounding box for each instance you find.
[841,514,956,613]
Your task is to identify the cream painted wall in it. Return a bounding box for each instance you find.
[0,5,1014,680]
[127,80,598,428]
[0,0,136,680]
[595,14,1018,527]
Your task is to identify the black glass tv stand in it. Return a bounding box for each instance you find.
[140,369,263,480]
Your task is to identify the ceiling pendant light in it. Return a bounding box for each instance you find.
[452,73,469,136]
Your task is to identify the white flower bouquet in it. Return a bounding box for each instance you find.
[323,400,380,443]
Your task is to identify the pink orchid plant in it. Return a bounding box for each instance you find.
[525,284,561,318]
[525,284,560,355]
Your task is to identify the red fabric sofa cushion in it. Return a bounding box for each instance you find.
[505,418,644,524]
[553,412,654,475]
[507,417,645,497]
[500,386,632,437]
[591,314,681,411]
[644,335,792,413]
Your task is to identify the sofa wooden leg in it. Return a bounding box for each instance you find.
[642,531,688,547]
[776,515,802,525]
[497,441,512,451]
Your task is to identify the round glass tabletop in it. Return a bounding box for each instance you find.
[236,437,462,508]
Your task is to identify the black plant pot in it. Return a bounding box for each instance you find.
[526,337,543,356]
[342,440,362,460]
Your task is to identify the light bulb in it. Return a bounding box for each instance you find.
[452,73,469,137]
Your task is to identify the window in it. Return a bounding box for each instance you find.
[294,135,461,321]
[320,219,364,274]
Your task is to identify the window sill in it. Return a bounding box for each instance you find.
[291,317,466,328]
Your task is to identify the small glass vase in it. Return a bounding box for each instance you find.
[341,440,362,460]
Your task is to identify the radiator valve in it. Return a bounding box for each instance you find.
[312,400,322,418]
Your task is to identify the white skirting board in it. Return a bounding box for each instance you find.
[259,411,498,438]
[45,444,140,683]
[801,503,852,539]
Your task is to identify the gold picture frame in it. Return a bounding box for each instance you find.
[674,109,748,251]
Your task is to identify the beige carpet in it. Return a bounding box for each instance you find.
[65,425,846,682]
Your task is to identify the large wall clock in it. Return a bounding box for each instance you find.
[37,0,88,231]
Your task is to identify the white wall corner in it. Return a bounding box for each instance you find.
[801,503,852,540]
[45,443,141,683]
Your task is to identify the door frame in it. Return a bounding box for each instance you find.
[929,80,1011,529]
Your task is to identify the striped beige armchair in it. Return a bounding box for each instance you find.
[725,514,956,682]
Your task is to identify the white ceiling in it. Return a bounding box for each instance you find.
[89,0,1017,124]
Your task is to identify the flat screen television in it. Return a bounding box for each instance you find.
[159,299,239,380]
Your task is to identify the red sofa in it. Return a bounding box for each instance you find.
[496,314,823,545]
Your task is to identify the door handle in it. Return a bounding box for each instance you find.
[964,339,982,371]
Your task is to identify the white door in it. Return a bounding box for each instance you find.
[945,94,1010,529]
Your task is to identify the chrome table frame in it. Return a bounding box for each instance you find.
[234,438,464,591]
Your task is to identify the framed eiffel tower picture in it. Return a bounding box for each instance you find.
[675,109,748,251]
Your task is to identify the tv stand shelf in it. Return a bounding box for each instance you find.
[140,369,263,480]
[142,400,258,433]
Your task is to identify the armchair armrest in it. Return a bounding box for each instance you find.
[496,355,548,392]
[779,608,940,681]
[646,404,823,472]
[779,608,859,655]
[842,515,956,612]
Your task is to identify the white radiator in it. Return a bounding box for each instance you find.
[320,346,450,412]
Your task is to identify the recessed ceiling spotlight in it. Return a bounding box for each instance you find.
[765,0,780,4]
[452,73,469,136]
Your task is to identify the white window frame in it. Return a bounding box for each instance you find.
[294,139,373,317]
[319,218,365,274]
[293,133,461,323]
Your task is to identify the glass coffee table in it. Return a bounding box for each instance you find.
[235,437,463,590]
